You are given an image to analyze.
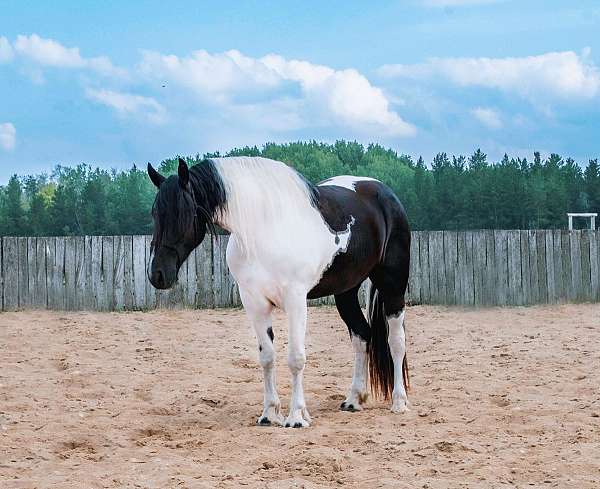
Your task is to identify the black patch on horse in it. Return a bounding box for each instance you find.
[308,183,385,299]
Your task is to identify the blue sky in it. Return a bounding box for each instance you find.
[1,0,599,181]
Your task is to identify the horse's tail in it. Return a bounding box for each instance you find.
[366,281,409,399]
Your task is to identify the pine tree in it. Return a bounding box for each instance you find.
[584,159,599,213]
[0,175,28,236]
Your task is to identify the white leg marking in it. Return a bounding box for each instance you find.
[341,335,369,411]
[240,289,283,426]
[388,310,409,413]
[283,291,311,428]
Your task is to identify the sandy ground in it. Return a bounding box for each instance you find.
[1,304,599,489]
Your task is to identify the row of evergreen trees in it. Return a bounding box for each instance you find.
[1,140,599,236]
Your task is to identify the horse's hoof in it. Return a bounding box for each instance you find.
[258,416,271,426]
[391,401,409,414]
[284,420,309,428]
[284,409,310,428]
[340,401,362,412]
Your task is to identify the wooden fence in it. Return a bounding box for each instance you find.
[0,230,598,311]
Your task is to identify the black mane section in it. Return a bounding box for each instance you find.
[296,172,320,208]
[190,159,228,222]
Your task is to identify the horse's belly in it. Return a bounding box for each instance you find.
[307,237,380,299]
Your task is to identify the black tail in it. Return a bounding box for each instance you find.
[367,283,410,399]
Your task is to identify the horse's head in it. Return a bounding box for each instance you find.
[147,158,207,289]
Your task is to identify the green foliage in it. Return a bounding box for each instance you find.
[0,141,598,236]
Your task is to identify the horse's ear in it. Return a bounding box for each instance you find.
[147,163,165,188]
[178,157,190,187]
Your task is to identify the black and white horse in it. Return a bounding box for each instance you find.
[147,156,410,428]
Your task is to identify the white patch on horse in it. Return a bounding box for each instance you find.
[334,215,354,252]
[319,175,379,192]
[387,309,409,413]
[342,335,369,411]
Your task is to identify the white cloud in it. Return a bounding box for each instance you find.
[140,49,416,137]
[85,88,166,124]
[13,34,127,78]
[262,55,416,136]
[471,107,502,129]
[379,49,600,101]
[0,123,16,151]
[139,49,281,100]
[14,34,84,67]
[0,36,13,62]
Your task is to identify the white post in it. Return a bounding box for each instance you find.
[568,215,573,231]
[592,215,596,231]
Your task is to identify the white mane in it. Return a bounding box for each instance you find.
[211,156,316,256]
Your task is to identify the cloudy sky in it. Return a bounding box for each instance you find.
[1,0,599,181]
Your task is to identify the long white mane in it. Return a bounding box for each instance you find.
[211,156,316,256]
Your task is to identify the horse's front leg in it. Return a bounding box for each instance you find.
[240,288,284,426]
[283,291,311,428]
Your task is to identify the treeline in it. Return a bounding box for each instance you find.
[1,140,599,236]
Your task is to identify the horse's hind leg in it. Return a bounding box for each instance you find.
[370,253,410,413]
[239,287,284,426]
[387,306,408,413]
[335,285,370,412]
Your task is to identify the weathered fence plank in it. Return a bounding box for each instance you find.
[536,230,548,304]
[528,231,539,305]
[83,236,93,309]
[91,236,104,311]
[46,237,57,309]
[570,231,582,302]
[560,231,573,303]
[482,230,495,306]
[196,238,214,308]
[590,231,599,301]
[545,231,556,304]
[408,231,421,305]
[2,237,19,310]
[64,237,76,311]
[443,232,457,305]
[34,237,48,308]
[455,232,466,305]
[428,231,444,304]
[56,237,66,309]
[2,230,600,311]
[0,239,2,311]
[122,236,134,309]
[418,232,430,304]
[552,230,565,303]
[17,237,29,309]
[580,231,592,303]
[113,236,125,311]
[72,236,85,310]
[519,231,531,304]
[472,232,484,306]
[27,238,37,309]
[507,231,521,306]
[132,235,146,309]
[102,236,114,311]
